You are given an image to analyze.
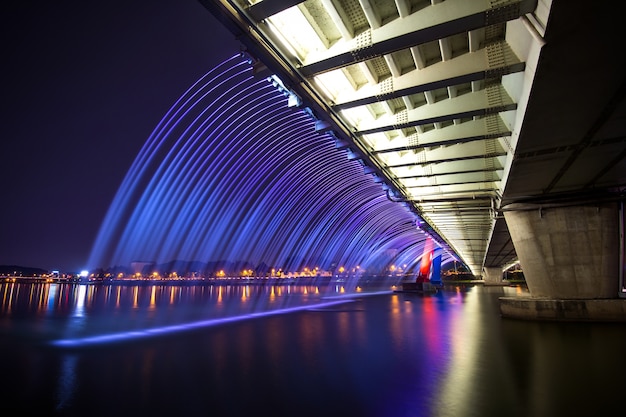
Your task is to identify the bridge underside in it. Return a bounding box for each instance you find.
[199,0,626,295]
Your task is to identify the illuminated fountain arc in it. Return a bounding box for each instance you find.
[87,54,451,279]
[158,94,291,264]
[111,73,269,261]
[173,113,317,265]
[87,56,251,267]
[150,86,287,262]
[148,85,280,233]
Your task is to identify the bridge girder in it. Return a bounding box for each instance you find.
[198,0,588,277]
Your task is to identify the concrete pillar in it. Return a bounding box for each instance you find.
[483,266,503,285]
[504,202,619,299]
[499,202,625,321]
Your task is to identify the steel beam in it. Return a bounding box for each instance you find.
[300,0,537,76]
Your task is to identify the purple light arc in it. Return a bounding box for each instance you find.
[87,54,453,277]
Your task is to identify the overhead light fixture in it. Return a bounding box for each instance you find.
[334,137,350,149]
[269,75,290,96]
[287,92,302,107]
[315,120,332,133]
[239,50,256,65]
[302,106,316,120]
[346,148,359,160]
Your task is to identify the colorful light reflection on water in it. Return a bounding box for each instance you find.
[2,281,625,417]
[0,280,389,347]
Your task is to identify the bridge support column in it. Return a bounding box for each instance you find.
[500,201,626,321]
[483,267,504,285]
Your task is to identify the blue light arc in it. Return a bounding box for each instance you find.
[87,54,451,277]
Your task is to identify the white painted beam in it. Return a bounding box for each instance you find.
[394,0,411,18]
[382,100,396,115]
[333,41,521,108]
[358,0,381,29]
[407,181,500,197]
[356,85,515,134]
[358,61,378,84]
[301,0,530,70]
[380,140,506,166]
[471,79,483,121]
[468,29,483,52]
[402,96,414,110]
[402,171,501,188]
[447,85,461,124]
[439,37,452,61]
[320,0,354,39]
[384,54,402,77]
[371,117,510,152]
[424,90,436,105]
[410,46,427,70]
[390,156,505,178]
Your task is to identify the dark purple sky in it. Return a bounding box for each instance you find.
[1,0,239,272]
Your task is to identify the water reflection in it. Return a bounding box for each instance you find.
[0,280,375,345]
[55,354,77,412]
[0,281,358,317]
[2,283,625,416]
[435,287,486,417]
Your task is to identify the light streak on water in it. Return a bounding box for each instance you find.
[321,289,393,300]
[49,298,355,348]
[47,284,57,313]
[73,285,87,318]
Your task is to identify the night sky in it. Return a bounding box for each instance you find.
[1,0,239,272]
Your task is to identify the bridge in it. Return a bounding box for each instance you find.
[199,0,626,320]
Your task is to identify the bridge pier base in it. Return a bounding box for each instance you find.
[483,266,504,285]
[500,201,625,321]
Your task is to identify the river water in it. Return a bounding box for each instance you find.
[0,280,624,416]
